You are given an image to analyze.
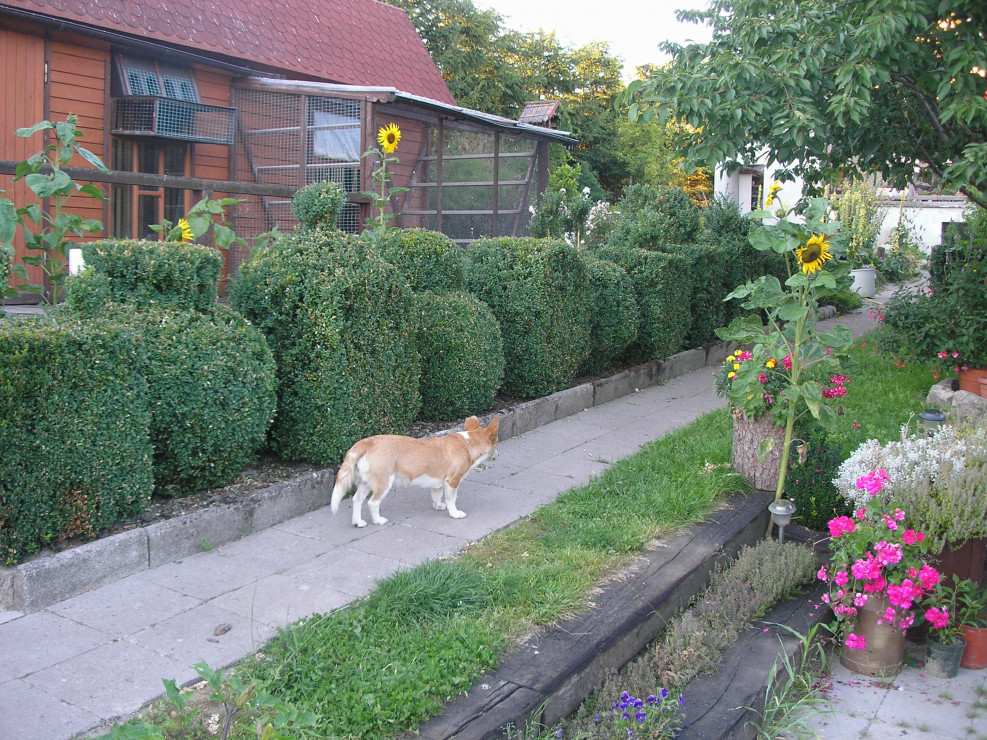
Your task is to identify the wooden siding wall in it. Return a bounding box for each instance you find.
[0,29,46,289]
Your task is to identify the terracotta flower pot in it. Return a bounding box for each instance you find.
[957,366,987,397]
[960,624,987,670]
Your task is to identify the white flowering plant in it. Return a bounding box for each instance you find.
[833,422,987,550]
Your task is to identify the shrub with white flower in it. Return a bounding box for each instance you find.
[833,422,987,550]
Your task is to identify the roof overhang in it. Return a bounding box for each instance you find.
[235,78,578,148]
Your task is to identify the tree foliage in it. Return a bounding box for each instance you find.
[624,0,987,209]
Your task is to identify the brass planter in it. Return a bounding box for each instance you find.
[839,592,905,677]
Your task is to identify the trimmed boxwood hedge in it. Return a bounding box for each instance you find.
[291,181,348,232]
[463,237,591,398]
[608,184,702,249]
[0,318,153,564]
[230,231,420,465]
[579,255,639,375]
[89,305,278,496]
[413,291,504,421]
[79,239,223,312]
[373,229,465,294]
[594,245,692,365]
[660,242,730,348]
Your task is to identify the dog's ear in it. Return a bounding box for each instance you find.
[486,415,499,438]
[464,416,480,431]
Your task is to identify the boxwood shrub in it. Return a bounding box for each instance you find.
[230,231,420,464]
[373,228,465,294]
[79,239,222,312]
[608,184,702,249]
[91,305,277,496]
[291,181,348,231]
[594,245,692,365]
[0,318,153,564]
[579,255,639,375]
[661,242,730,348]
[413,291,504,421]
[463,237,591,397]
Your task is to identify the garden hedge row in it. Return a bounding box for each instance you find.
[594,245,692,365]
[87,305,278,496]
[375,229,465,294]
[464,237,592,397]
[579,255,639,375]
[230,231,420,465]
[0,318,153,563]
[412,291,504,421]
[79,239,223,312]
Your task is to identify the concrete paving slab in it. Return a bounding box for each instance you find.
[140,547,287,601]
[48,574,199,637]
[0,611,108,682]
[346,522,470,565]
[208,573,353,627]
[128,601,277,668]
[0,679,100,740]
[491,467,585,497]
[287,548,410,599]
[23,640,191,721]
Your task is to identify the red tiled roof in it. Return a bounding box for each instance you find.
[0,0,455,105]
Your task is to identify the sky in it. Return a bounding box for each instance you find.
[473,0,714,79]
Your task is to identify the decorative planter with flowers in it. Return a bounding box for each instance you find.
[921,576,973,678]
[819,469,942,677]
[834,422,987,585]
[715,195,853,507]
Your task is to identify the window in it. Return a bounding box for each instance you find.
[111,139,189,240]
[117,54,200,102]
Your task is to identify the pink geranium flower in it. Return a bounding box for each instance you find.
[845,633,867,650]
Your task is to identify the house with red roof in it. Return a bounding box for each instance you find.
[0,0,574,299]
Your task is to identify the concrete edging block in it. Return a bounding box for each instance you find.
[9,528,149,612]
[659,348,706,382]
[145,502,251,568]
[249,470,334,531]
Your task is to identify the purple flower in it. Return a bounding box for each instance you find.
[635,711,647,722]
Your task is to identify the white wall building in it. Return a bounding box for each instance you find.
[714,160,969,253]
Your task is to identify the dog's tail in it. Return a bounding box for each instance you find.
[330,444,362,514]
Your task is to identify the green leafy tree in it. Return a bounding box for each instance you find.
[624,0,987,210]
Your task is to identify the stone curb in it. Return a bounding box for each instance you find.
[0,341,739,613]
[402,492,775,740]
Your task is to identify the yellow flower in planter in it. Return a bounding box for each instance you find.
[796,234,832,274]
[377,123,401,154]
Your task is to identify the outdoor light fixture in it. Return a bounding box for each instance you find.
[918,409,946,437]
[768,498,796,543]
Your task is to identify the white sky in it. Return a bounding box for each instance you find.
[474,0,714,80]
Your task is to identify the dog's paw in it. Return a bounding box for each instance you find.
[372,516,389,525]
[354,519,367,528]
[449,510,467,519]
[433,501,447,511]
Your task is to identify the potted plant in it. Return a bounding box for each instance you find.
[715,194,853,506]
[834,421,987,584]
[882,207,987,394]
[834,178,885,298]
[818,469,941,677]
[921,575,971,678]
[955,581,987,669]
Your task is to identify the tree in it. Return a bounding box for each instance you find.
[624,0,987,209]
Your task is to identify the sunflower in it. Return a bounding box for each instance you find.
[177,218,194,243]
[377,123,401,154]
[765,180,783,207]
[796,234,832,274]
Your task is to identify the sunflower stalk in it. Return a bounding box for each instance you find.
[714,194,854,533]
[362,123,409,241]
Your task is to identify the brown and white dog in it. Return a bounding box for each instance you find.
[330,415,500,527]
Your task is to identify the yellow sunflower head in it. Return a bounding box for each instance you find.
[177,218,194,243]
[796,234,832,274]
[765,180,783,207]
[377,123,401,154]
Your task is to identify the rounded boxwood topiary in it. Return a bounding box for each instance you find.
[594,245,692,365]
[463,237,591,398]
[0,318,153,563]
[371,228,465,294]
[79,239,223,312]
[608,184,702,250]
[230,231,421,464]
[291,181,348,232]
[94,304,278,496]
[579,255,639,375]
[412,291,504,421]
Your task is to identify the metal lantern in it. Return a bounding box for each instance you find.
[918,409,946,436]
[768,498,796,543]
